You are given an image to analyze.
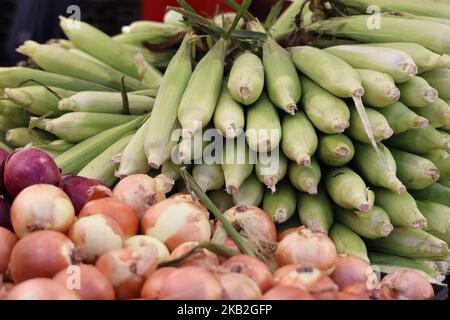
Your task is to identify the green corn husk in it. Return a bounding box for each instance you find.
[391,149,440,190]
[317,134,355,167]
[118,21,185,45]
[270,0,311,41]
[0,67,113,92]
[78,133,134,187]
[68,48,109,67]
[176,133,208,164]
[329,223,370,263]
[33,139,73,156]
[42,113,139,143]
[300,76,350,134]
[263,182,296,224]
[232,173,264,207]
[325,167,374,212]
[367,227,449,259]
[178,38,226,135]
[347,106,393,143]
[214,82,245,138]
[4,86,74,116]
[386,125,450,153]
[161,161,188,182]
[0,100,30,127]
[246,93,281,152]
[354,142,405,193]
[255,149,288,192]
[222,138,254,195]
[397,76,438,108]
[417,200,450,235]
[373,187,427,229]
[297,188,334,234]
[192,163,225,192]
[288,158,321,195]
[124,44,175,69]
[208,189,234,213]
[58,91,155,115]
[5,128,54,148]
[355,69,400,108]
[412,99,450,128]
[55,116,144,174]
[281,111,318,166]
[420,68,450,99]
[410,183,450,207]
[134,51,163,91]
[0,115,16,134]
[0,138,12,152]
[144,33,193,169]
[377,101,429,134]
[335,206,394,240]
[422,150,450,182]
[213,13,244,30]
[227,51,264,105]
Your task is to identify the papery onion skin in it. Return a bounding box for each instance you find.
[7,278,80,300]
[330,254,375,289]
[141,267,177,300]
[0,198,12,230]
[59,174,105,214]
[9,230,77,283]
[125,235,170,263]
[277,227,299,242]
[261,286,315,300]
[215,271,262,300]
[159,267,222,300]
[4,147,61,198]
[0,226,18,275]
[79,197,138,238]
[170,242,219,269]
[379,270,434,300]
[0,150,8,196]
[274,265,338,293]
[11,184,75,238]
[53,264,115,300]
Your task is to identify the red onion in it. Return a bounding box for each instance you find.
[4,147,61,198]
[59,174,105,214]
[0,149,8,196]
[379,270,434,300]
[0,197,12,230]
[7,278,81,300]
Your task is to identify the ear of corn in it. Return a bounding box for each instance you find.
[255,149,288,192]
[410,183,450,207]
[5,128,54,148]
[176,133,208,164]
[124,44,175,69]
[288,158,321,195]
[0,100,30,127]
[347,106,393,143]
[386,125,450,153]
[377,101,429,133]
[263,181,296,224]
[270,0,310,41]
[222,138,254,195]
[214,82,245,138]
[232,173,264,207]
[192,163,225,192]
[68,48,109,67]
[161,161,187,182]
[329,222,369,263]
[300,75,350,134]
[317,134,355,167]
[118,20,184,45]
[412,98,450,128]
[417,200,450,235]
[397,76,438,107]
[134,51,163,91]
[420,68,450,99]
[355,69,400,108]
[391,149,440,190]
[422,149,450,182]
[297,188,334,234]
[0,115,16,134]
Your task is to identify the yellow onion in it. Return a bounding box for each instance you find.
[125,235,170,263]
[170,242,219,269]
[277,227,299,242]
[0,227,18,275]
[341,282,373,300]
[379,270,434,300]
[330,254,376,289]
[274,265,338,294]
[261,286,315,300]
[7,278,80,300]
[214,270,262,300]
[141,267,177,300]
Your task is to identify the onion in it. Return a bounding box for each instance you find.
[53,264,115,300]
[214,271,262,300]
[9,230,78,283]
[141,267,177,300]
[170,242,219,269]
[141,197,211,252]
[159,267,222,300]
[0,197,12,230]
[69,214,124,263]
[96,248,158,300]
[330,254,376,289]
[261,286,315,300]
[169,193,210,219]
[0,283,14,300]
[7,278,80,300]
[341,282,373,300]
[221,255,274,292]
[314,291,368,300]
[0,149,8,196]
[4,147,61,198]
[79,197,138,238]
[274,265,338,293]
[125,235,170,263]
[276,227,337,274]
[11,184,75,238]
[59,174,105,214]
[277,227,299,242]
[0,227,18,275]
[379,270,434,300]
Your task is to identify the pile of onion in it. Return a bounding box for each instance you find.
[379,270,434,300]
[7,278,80,300]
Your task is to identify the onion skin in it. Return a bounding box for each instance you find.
[276,227,337,274]
[0,283,14,300]
[0,227,18,275]
[314,291,369,300]
[0,150,8,196]
[261,286,315,300]
[159,267,222,300]
[79,197,138,238]
[0,197,12,230]
[170,242,219,269]
[7,278,80,300]
[277,227,299,242]
[215,271,262,300]
[274,265,338,294]
[221,255,274,293]
[59,174,105,214]
[341,282,373,300]
[125,235,170,263]
[9,230,77,283]
[4,147,61,198]
[53,264,115,300]
[141,267,177,300]
[11,184,75,238]
[330,254,375,289]
[379,270,434,300]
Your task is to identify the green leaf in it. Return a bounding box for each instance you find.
[265,0,285,30]
[224,0,253,39]
[224,0,253,19]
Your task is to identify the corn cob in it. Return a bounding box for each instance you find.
[270,0,309,41]
[281,111,318,166]
[410,183,450,207]
[119,20,184,43]
[208,189,234,213]
[78,134,134,187]
[160,161,187,182]
[263,182,296,224]
[329,223,369,263]
[317,134,355,167]
[178,38,227,135]
[227,51,264,105]
[288,158,321,195]
[176,133,208,164]
[391,149,440,190]
[377,101,429,134]
[5,128,54,148]
[325,167,374,212]
[0,67,113,92]
[347,106,393,143]
[124,44,174,69]
[355,69,400,108]
[420,68,450,99]
[222,138,254,195]
[297,188,334,234]
[144,33,193,169]
[232,173,264,207]
[164,10,185,27]
[134,51,163,91]
[386,126,450,153]
[354,142,406,193]
[33,139,73,156]
[367,227,449,259]
[246,94,281,152]
[255,149,288,192]
[412,99,450,128]
[0,100,30,127]
[336,206,394,240]
[213,82,245,138]
[397,76,438,108]
[300,76,350,134]
[68,48,109,67]
[417,201,450,235]
[192,163,225,192]
[422,150,450,182]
